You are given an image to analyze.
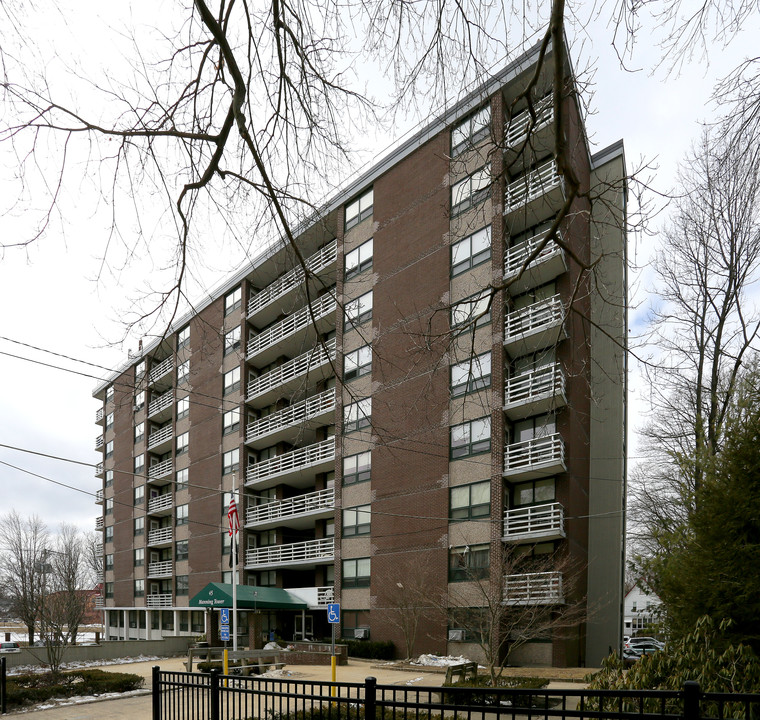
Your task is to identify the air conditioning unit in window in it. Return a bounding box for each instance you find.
[354,627,370,640]
[448,629,465,642]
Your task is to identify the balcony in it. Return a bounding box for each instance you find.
[148,357,174,390]
[248,240,337,325]
[95,516,104,530]
[503,502,566,543]
[148,389,174,421]
[504,232,566,295]
[148,425,174,453]
[503,363,566,420]
[95,542,104,555]
[246,292,336,365]
[287,585,335,608]
[245,537,334,570]
[148,493,174,516]
[503,294,566,358]
[148,459,173,483]
[503,433,566,480]
[147,527,173,547]
[245,388,336,449]
[245,488,334,531]
[95,407,105,424]
[504,571,564,605]
[245,438,335,490]
[504,96,554,171]
[94,596,105,608]
[246,338,336,408]
[95,435,104,452]
[504,159,565,234]
[147,560,174,578]
[96,462,104,478]
[95,489,104,505]
[146,593,173,608]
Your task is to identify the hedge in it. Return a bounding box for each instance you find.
[342,639,395,660]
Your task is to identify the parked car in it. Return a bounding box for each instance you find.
[0,641,21,653]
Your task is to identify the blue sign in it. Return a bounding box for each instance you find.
[220,608,230,625]
[327,603,340,624]
[220,627,230,642]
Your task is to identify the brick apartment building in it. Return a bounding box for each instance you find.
[92,38,626,667]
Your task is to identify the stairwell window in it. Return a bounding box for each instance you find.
[177,396,189,420]
[105,440,114,459]
[451,166,490,216]
[223,449,239,475]
[344,291,373,331]
[223,408,240,435]
[450,480,491,521]
[134,579,145,598]
[134,517,144,536]
[225,287,242,315]
[343,451,371,485]
[450,417,491,459]
[343,558,371,588]
[177,360,190,385]
[344,345,372,381]
[451,105,491,156]
[344,398,371,433]
[224,326,241,355]
[176,504,189,526]
[176,432,189,456]
[134,422,144,444]
[224,367,241,395]
[345,188,373,231]
[345,238,373,279]
[343,505,371,537]
[451,226,491,277]
[177,325,190,350]
[451,291,491,332]
[450,352,492,397]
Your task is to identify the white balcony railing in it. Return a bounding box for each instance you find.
[95,434,104,449]
[504,295,564,343]
[245,438,335,485]
[96,462,104,476]
[248,240,337,318]
[148,357,174,385]
[245,537,334,568]
[148,527,173,545]
[95,489,104,504]
[95,516,104,530]
[147,425,174,451]
[148,459,173,480]
[148,389,173,417]
[146,593,174,608]
[505,96,553,149]
[505,159,562,214]
[504,571,564,605]
[504,232,564,280]
[96,407,104,423]
[245,488,334,527]
[94,596,105,608]
[95,542,104,555]
[503,502,565,542]
[246,292,336,359]
[246,338,336,401]
[504,433,565,476]
[148,560,173,577]
[148,494,174,514]
[504,364,565,408]
[246,388,335,443]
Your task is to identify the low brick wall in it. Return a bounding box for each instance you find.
[286,642,348,666]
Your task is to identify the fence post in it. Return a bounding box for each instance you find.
[152,666,161,720]
[1,655,6,715]
[365,677,377,720]
[684,681,700,720]
[210,669,221,720]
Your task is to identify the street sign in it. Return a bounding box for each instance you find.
[220,608,230,624]
[327,603,340,624]
[220,627,230,642]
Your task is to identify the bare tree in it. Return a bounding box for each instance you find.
[0,511,48,645]
[383,570,440,660]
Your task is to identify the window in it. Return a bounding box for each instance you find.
[343,505,371,537]
[223,449,240,475]
[177,325,190,350]
[343,451,371,485]
[223,408,240,435]
[176,432,189,456]
[451,226,491,276]
[134,391,145,412]
[176,504,189,526]
[134,579,145,598]
[449,543,490,581]
[345,238,373,279]
[134,517,144,536]
[105,498,113,516]
[512,415,556,445]
[450,352,492,397]
[343,398,371,433]
[176,575,189,596]
[176,540,189,561]
[105,553,114,570]
[342,558,371,588]
[105,440,114,459]
[344,291,373,330]
[451,166,490,215]
[344,345,372,381]
[106,386,114,403]
[224,367,241,395]
[105,470,113,488]
[105,412,114,430]
[176,396,189,420]
[345,188,373,231]
[134,422,144,444]
[450,417,491,459]
[451,105,491,155]
[511,478,555,507]
[134,548,144,567]
[134,454,145,475]
[105,526,114,543]
[177,360,189,385]
[135,360,146,379]
[176,468,188,490]
[451,291,491,331]
[105,582,114,599]
[225,287,242,315]
[134,484,144,506]
[450,481,491,521]
[448,607,487,643]
[224,326,241,355]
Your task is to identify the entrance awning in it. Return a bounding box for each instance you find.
[189,583,308,610]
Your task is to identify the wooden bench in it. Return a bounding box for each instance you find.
[444,661,478,684]
[185,646,286,674]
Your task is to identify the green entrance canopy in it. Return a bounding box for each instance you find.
[189,582,308,610]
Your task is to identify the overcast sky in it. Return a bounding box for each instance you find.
[0,1,755,534]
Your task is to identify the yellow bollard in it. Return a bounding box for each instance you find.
[223,647,229,687]
[331,654,337,700]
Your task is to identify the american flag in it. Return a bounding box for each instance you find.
[227,496,240,537]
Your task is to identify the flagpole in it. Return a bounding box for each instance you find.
[232,473,238,653]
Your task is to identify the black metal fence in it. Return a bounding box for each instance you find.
[151,667,760,720]
[1,656,6,714]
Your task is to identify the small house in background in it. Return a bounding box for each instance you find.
[624,581,662,636]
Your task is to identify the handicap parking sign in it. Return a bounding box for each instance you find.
[220,608,230,625]
[220,627,230,642]
[327,603,340,624]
